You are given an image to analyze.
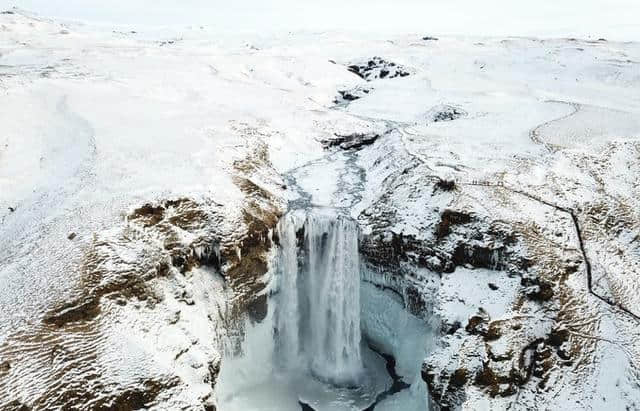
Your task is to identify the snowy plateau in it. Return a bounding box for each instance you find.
[1,5,640,411]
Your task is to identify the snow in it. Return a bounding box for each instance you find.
[4,0,640,40]
[437,267,520,324]
[1,5,640,410]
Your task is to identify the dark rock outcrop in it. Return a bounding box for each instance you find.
[427,105,467,123]
[422,364,469,410]
[347,57,410,81]
[321,132,381,150]
[333,87,372,104]
[360,209,530,277]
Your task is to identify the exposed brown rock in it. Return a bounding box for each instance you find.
[485,322,502,341]
[450,368,469,387]
[4,399,30,411]
[42,196,222,329]
[474,361,517,397]
[434,179,456,192]
[421,362,468,410]
[221,205,278,321]
[43,299,101,326]
[405,285,427,316]
[360,208,531,280]
[129,203,165,227]
[222,137,285,322]
[436,210,473,239]
[521,276,554,301]
[466,309,490,336]
[203,358,221,392]
[548,327,569,347]
[0,361,10,373]
[91,377,180,411]
[346,57,410,81]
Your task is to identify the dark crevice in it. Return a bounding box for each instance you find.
[363,340,411,410]
[299,400,315,411]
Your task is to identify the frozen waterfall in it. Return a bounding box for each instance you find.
[274,209,363,386]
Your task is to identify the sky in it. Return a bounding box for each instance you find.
[2,0,640,40]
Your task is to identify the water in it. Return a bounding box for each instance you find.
[275,209,363,386]
[216,208,390,411]
[215,207,435,410]
[274,211,302,365]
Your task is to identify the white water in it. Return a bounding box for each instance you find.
[274,212,302,366]
[275,209,363,386]
[216,208,390,411]
[215,208,437,410]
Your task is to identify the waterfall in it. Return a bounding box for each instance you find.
[274,209,363,386]
[274,212,302,363]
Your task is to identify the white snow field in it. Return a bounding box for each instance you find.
[1,3,640,411]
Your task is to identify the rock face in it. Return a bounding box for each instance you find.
[0,182,282,409]
[1,195,223,409]
[325,35,640,410]
[355,134,640,409]
[350,103,640,411]
[0,47,286,406]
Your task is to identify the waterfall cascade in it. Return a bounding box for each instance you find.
[216,207,431,410]
[274,209,363,386]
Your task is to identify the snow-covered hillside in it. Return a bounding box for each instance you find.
[1,7,639,411]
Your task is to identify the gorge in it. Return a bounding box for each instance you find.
[216,208,433,410]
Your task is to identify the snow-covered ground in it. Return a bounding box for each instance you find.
[1,5,640,410]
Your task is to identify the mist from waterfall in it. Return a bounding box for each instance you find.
[216,208,430,410]
[275,209,363,386]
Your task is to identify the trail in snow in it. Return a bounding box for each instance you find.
[529,99,581,152]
